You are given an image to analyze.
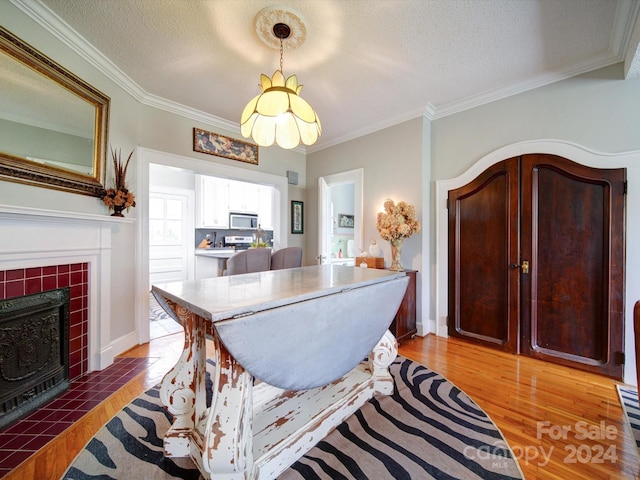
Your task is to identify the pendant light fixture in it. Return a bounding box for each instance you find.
[241,18,321,149]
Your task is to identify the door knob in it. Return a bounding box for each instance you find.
[510,261,529,274]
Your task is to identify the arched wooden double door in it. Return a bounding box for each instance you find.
[448,154,626,379]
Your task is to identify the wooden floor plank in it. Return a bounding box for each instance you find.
[4,332,640,479]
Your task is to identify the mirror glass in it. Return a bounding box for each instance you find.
[0,26,109,196]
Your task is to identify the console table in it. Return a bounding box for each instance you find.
[390,269,417,343]
[152,265,409,479]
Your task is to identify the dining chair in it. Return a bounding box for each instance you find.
[270,247,303,270]
[226,248,271,275]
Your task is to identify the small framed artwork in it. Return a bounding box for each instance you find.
[193,127,258,165]
[338,213,354,228]
[291,200,304,234]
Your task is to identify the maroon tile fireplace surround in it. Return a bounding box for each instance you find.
[0,263,151,477]
[0,263,89,380]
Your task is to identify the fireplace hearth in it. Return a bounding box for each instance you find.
[0,288,70,430]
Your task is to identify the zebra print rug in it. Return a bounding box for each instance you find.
[62,357,523,479]
[617,385,640,457]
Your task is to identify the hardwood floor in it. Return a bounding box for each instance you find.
[4,333,639,479]
[401,336,640,480]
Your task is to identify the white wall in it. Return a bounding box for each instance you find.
[432,63,640,180]
[0,2,144,347]
[307,118,428,332]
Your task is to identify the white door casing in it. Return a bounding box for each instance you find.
[318,176,331,264]
[317,169,364,265]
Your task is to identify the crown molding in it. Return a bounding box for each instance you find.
[306,104,434,154]
[11,0,640,154]
[431,50,622,120]
[616,0,640,78]
[10,0,241,135]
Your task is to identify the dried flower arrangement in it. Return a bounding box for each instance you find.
[376,199,420,241]
[102,147,135,216]
[376,199,420,271]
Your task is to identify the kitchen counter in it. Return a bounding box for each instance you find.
[195,249,236,278]
[195,248,235,259]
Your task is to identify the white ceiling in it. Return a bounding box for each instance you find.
[17,0,640,152]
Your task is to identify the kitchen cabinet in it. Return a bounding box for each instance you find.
[390,269,417,343]
[228,179,260,213]
[257,186,273,229]
[197,176,229,228]
[197,175,274,229]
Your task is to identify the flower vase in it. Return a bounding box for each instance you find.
[111,205,125,217]
[389,238,404,271]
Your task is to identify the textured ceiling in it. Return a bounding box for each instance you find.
[23,0,640,152]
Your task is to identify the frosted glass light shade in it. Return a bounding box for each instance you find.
[241,70,321,149]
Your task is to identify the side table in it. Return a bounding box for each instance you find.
[390,269,417,343]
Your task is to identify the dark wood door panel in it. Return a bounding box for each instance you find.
[520,154,625,378]
[448,159,520,352]
[449,153,625,379]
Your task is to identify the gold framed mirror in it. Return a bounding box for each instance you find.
[0,26,109,197]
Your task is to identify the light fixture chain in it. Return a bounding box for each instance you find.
[279,38,284,73]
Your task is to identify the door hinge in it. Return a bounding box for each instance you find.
[624,181,627,195]
[615,351,625,365]
[446,198,449,209]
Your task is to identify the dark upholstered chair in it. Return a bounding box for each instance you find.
[270,247,303,270]
[226,248,271,276]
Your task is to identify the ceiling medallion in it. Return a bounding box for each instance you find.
[254,6,307,50]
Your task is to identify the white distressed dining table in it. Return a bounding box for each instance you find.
[152,264,409,480]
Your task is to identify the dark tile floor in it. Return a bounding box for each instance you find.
[0,357,150,478]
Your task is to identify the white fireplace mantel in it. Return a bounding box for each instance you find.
[0,204,134,372]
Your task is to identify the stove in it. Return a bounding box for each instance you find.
[224,235,254,250]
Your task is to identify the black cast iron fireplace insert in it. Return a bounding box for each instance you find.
[0,287,70,430]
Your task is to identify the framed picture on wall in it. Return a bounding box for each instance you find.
[338,214,354,228]
[291,201,303,234]
[193,127,258,165]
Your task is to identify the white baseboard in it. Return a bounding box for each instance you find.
[96,330,139,371]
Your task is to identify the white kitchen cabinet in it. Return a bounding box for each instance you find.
[197,175,229,228]
[227,179,260,213]
[197,175,274,229]
[256,185,274,229]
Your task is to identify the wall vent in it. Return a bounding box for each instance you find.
[287,170,299,185]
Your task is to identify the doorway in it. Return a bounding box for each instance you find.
[447,154,626,379]
[148,186,194,288]
[318,169,364,265]
[136,147,290,345]
[148,185,193,340]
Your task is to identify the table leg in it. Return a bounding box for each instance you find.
[369,329,398,394]
[200,332,254,478]
[158,298,208,457]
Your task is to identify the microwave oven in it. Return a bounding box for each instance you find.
[229,212,259,230]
